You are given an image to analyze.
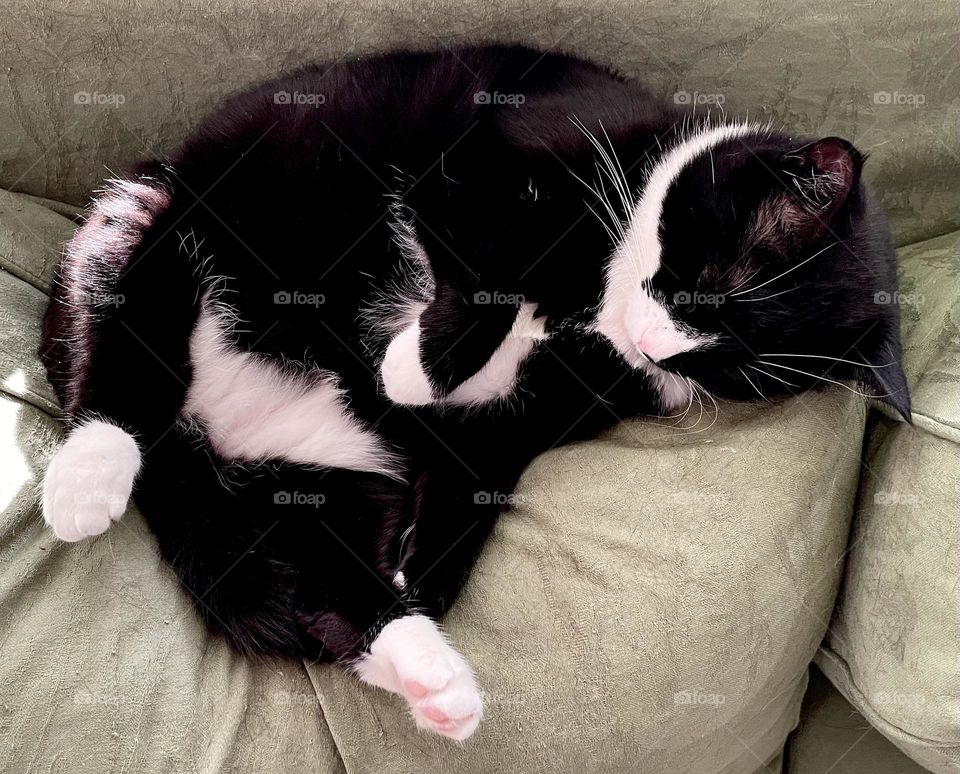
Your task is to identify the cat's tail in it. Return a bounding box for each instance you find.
[40,168,201,542]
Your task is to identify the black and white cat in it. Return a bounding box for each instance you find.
[40,46,909,740]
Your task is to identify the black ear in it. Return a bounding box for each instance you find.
[853,331,912,422]
[751,137,864,255]
[782,137,862,202]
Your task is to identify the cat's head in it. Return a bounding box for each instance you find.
[592,122,911,420]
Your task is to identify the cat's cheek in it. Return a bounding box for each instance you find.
[380,323,436,406]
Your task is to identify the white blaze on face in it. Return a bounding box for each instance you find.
[592,122,759,379]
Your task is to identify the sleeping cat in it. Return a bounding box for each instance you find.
[39,45,909,740]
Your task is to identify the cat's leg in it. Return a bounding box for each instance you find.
[381,280,546,408]
[277,469,484,740]
[41,178,198,541]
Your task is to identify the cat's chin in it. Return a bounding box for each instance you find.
[639,361,695,413]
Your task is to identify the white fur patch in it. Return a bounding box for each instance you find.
[380,321,436,406]
[381,303,548,407]
[43,419,141,542]
[593,123,757,400]
[183,304,404,480]
[354,614,483,740]
[446,303,548,406]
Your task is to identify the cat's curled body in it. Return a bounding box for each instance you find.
[40,46,909,740]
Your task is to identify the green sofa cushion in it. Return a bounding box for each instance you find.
[0,189,863,772]
[815,229,960,774]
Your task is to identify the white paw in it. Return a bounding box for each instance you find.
[42,420,141,542]
[355,614,483,740]
[380,322,436,406]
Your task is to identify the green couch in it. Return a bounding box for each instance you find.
[1,1,957,772]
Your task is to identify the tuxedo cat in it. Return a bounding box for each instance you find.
[40,45,909,740]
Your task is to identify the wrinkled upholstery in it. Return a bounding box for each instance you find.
[0,1,957,772]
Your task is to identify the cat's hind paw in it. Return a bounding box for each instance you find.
[355,614,483,740]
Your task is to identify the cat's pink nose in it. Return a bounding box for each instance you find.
[635,328,686,363]
[636,334,655,361]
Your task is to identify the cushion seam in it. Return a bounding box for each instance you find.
[301,662,351,774]
[816,646,960,748]
[0,386,58,420]
[872,404,960,444]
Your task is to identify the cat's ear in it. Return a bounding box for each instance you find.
[852,325,912,422]
[752,137,864,255]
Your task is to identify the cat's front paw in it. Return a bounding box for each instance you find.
[355,614,483,740]
[42,420,141,542]
[380,322,437,406]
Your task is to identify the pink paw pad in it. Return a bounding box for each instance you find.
[404,680,429,699]
[422,705,449,723]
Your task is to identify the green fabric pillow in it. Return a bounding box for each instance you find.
[816,229,960,774]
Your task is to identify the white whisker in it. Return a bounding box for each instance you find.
[739,367,769,401]
[758,360,892,399]
[758,353,895,369]
[733,285,800,302]
[570,115,633,221]
[731,241,839,297]
[725,266,762,295]
[748,364,798,388]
